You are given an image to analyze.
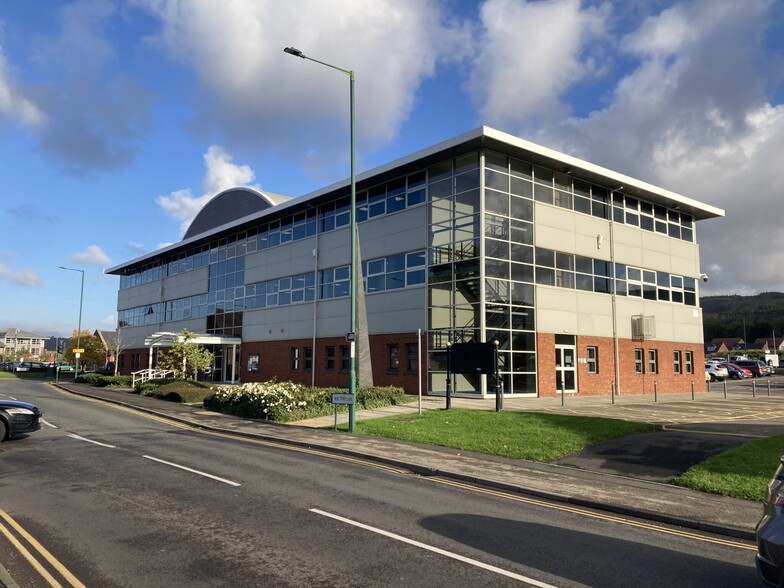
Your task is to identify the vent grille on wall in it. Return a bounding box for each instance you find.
[631,315,656,340]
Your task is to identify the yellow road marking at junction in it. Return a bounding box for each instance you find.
[0,508,86,588]
[426,477,755,551]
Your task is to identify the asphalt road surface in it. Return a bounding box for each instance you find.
[1,380,758,587]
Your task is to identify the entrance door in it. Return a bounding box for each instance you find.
[555,345,577,394]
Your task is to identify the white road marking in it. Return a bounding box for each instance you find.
[40,419,58,429]
[142,455,241,487]
[68,434,115,448]
[309,508,561,587]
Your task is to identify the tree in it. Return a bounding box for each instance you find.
[155,329,214,380]
[64,330,104,368]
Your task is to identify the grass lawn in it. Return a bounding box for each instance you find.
[344,408,658,462]
[674,435,784,501]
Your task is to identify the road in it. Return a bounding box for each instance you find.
[1,379,757,587]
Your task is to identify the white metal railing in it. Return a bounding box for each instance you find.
[132,368,175,387]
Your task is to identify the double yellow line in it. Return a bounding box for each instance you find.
[0,508,85,587]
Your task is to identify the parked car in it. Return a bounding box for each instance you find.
[0,399,42,441]
[735,360,773,377]
[704,363,729,382]
[757,456,784,586]
[719,362,752,379]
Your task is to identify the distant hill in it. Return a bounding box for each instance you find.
[701,292,784,343]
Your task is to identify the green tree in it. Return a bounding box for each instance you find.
[64,330,104,368]
[155,329,214,380]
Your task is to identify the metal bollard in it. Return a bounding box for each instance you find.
[691,381,695,400]
[753,380,757,398]
[768,379,772,397]
[723,380,727,399]
[654,380,658,402]
[560,378,565,407]
[611,382,615,405]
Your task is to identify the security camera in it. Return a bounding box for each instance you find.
[699,273,709,283]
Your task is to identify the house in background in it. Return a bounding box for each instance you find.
[106,126,724,398]
[710,337,746,351]
[704,341,728,356]
[95,330,120,367]
[0,328,47,361]
[755,338,784,353]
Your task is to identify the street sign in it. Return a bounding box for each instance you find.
[331,393,355,405]
[345,332,355,342]
[73,348,85,353]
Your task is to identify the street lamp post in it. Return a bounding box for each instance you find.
[284,46,358,432]
[59,266,84,380]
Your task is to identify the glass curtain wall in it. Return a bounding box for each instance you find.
[427,150,538,396]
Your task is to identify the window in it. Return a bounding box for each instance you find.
[406,343,418,372]
[648,349,658,374]
[388,344,399,371]
[673,350,682,374]
[635,349,644,374]
[291,347,299,370]
[326,346,335,371]
[340,345,350,371]
[685,351,694,374]
[304,347,312,371]
[587,347,598,374]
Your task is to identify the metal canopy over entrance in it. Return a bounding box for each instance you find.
[143,332,242,383]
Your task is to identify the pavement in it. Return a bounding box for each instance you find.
[49,382,784,542]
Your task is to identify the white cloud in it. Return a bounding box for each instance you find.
[128,242,146,253]
[72,244,112,266]
[524,0,782,295]
[467,0,611,132]
[0,48,46,128]
[0,262,43,287]
[131,0,465,165]
[100,314,115,326]
[157,145,257,235]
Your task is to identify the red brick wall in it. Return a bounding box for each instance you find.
[240,332,426,394]
[536,333,707,397]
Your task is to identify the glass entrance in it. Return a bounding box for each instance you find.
[555,345,577,394]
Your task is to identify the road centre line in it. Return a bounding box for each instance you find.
[51,385,754,547]
[67,434,115,448]
[0,507,86,588]
[310,508,560,587]
[142,455,241,487]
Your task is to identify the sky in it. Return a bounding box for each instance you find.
[1,0,782,338]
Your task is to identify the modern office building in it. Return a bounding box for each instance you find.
[107,127,724,398]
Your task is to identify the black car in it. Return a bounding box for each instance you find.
[758,456,784,586]
[0,399,43,441]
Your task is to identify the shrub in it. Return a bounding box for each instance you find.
[203,381,411,422]
[76,373,133,388]
[204,380,308,422]
[139,379,212,403]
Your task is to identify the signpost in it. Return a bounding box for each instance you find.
[331,393,356,430]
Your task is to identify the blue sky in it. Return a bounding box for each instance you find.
[1,0,783,337]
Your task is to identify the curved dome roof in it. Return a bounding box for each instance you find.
[183,187,292,240]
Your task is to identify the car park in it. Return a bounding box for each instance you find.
[704,362,729,381]
[758,456,784,586]
[0,399,42,441]
[719,362,752,379]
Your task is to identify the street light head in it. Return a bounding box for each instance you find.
[284,46,305,58]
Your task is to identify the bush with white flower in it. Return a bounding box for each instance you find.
[205,380,308,422]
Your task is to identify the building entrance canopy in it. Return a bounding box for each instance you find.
[143,332,242,383]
